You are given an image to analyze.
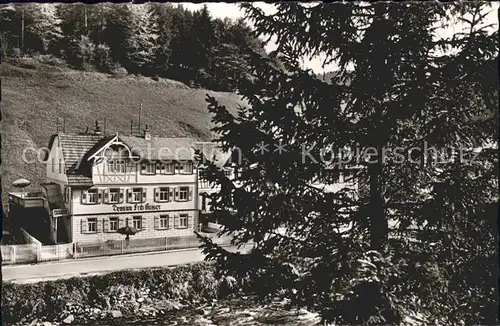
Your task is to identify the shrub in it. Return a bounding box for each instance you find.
[110,63,128,78]
[65,36,95,70]
[34,54,66,67]
[1,262,244,325]
[93,44,113,73]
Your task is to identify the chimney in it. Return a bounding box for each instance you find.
[94,120,102,135]
[143,125,151,140]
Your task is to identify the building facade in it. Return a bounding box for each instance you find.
[45,126,205,244]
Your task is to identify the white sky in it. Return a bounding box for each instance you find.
[177,2,499,74]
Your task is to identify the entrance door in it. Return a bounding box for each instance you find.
[57,216,69,243]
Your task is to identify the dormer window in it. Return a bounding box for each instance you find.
[177,161,193,174]
[160,162,175,174]
[141,162,156,175]
[184,162,193,174]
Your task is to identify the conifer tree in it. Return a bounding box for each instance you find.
[200,3,498,324]
[13,3,62,54]
[125,3,159,75]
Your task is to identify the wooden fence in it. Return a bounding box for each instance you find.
[1,243,38,264]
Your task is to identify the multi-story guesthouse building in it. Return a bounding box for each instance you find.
[34,124,231,244]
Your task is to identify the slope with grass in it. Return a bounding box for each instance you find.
[0,59,245,210]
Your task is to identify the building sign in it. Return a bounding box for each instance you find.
[112,203,162,212]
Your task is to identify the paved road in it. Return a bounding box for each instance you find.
[2,244,253,283]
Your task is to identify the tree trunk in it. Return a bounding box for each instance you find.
[368,147,388,250]
[21,7,24,53]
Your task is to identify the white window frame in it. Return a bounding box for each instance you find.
[109,188,120,203]
[159,215,169,229]
[178,214,188,228]
[163,162,174,174]
[108,159,126,174]
[178,187,189,201]
[142,162,156,175]
[87,189,98,204]
[87,218,97,233]
[158,187,169,202]
[109,217,119,232]
[132,216,142,230]
[131,188,142,203]
[183,162,193,174]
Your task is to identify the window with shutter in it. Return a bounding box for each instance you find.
[87,218,97,233]
[169,188,174,201]
[130,188,142,203]
[86,190,98,204]
[174,214,179,228]
[127,189,132,203]
[119,189,125,203]
[183,162,193,174]
[187,215,193,229]
[158,187,169,202]
[109,188,120,204]
[174,187,179,201]
[178,214,189,228]
[109,217,119,232]
[178,187,189,201]
[142,188,147,202]
[132,216,142,230]
[154,216,159,230]
[159,215,169,229]
[188,187,193,201]
[98,191,103,204]
[119,217,126,228]
[81,191,87,204]
[165,162,174,174]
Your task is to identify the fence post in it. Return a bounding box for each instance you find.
[11,246,16,264]
[73,242,77,259]
[165,236,168,251]
[36,243,41,262]
[121,240,124,255]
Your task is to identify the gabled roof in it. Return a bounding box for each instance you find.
[120,136,196,161]
[84,134,120,162]
[48,133,107,187]
[48,132,233,187]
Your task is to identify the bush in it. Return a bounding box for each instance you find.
[110,63,128,78]
[93,44,113,73]
[1,262,243,325]
[65,36,95,70]
[34,54,66,67]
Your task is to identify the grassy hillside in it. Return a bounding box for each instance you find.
[0,59,246,209]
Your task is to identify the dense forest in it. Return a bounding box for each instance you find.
[0,3,265,91]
